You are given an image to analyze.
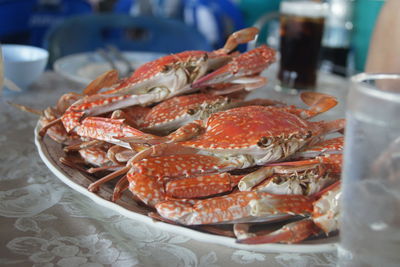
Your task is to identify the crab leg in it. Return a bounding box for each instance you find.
[269,92,339,120]
[215,27,260,55]
[107,145,137,164]
[87,165,125,174]
[82,69,119,95]
[300,91,339,117]
[88,166,130,192]
[203,77,268,95]
[112,175,129,202]
[63,139,104,152]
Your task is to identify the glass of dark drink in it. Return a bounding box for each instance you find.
[277,0,328,93]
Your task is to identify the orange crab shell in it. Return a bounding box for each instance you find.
[139,94,229,129]
[110,51,209,93]
[180,105,316,150]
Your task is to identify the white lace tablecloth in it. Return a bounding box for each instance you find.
[0,71,347,267]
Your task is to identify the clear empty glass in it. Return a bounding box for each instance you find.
[338,73,400,266]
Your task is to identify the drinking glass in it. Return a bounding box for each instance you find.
[276,0,328,93]
[338,73,400,266]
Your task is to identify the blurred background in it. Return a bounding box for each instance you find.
[0,0,386,74]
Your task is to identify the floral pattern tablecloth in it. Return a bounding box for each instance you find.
[0,71,346,267]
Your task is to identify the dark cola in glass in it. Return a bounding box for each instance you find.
[277,1,327,93]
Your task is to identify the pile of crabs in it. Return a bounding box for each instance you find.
[37,28,345,244]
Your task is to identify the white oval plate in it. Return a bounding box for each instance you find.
[54,51,166,85]
[35,124,338,253]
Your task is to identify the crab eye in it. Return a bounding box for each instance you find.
[272,176,283,184]
[162,65,171,72]
[186,109,196,115]
[257,136,271,147]
[305,131,312,139]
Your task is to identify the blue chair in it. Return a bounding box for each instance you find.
[182,0,245,49]
[29,0,92,47]
[0,0,36,44]
[44,13,212,67]
[0,0,92,46]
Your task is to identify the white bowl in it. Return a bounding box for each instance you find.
[2,44,49,91]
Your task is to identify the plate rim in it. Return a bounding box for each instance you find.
[34,124,338,253]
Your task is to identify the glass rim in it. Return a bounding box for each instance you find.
[351,72,400,102]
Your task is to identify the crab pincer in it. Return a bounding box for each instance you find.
[155,191,313,225]
[236,181,341,244]
[238,153,343,195]
[191,45,276,91]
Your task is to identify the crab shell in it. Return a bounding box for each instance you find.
[138,93,230,133]
[107,51,215,95]
[179,105,341,166]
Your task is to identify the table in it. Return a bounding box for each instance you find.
[0,69,348,266]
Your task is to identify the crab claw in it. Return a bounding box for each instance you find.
[237,218,320,244]
[76,117,164,148]
[311,181,341,234]
[62,90,169,133]
[191,45,276,89]
[238,181,341,244]
[155,191,312,225]
[294,136,344,158]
